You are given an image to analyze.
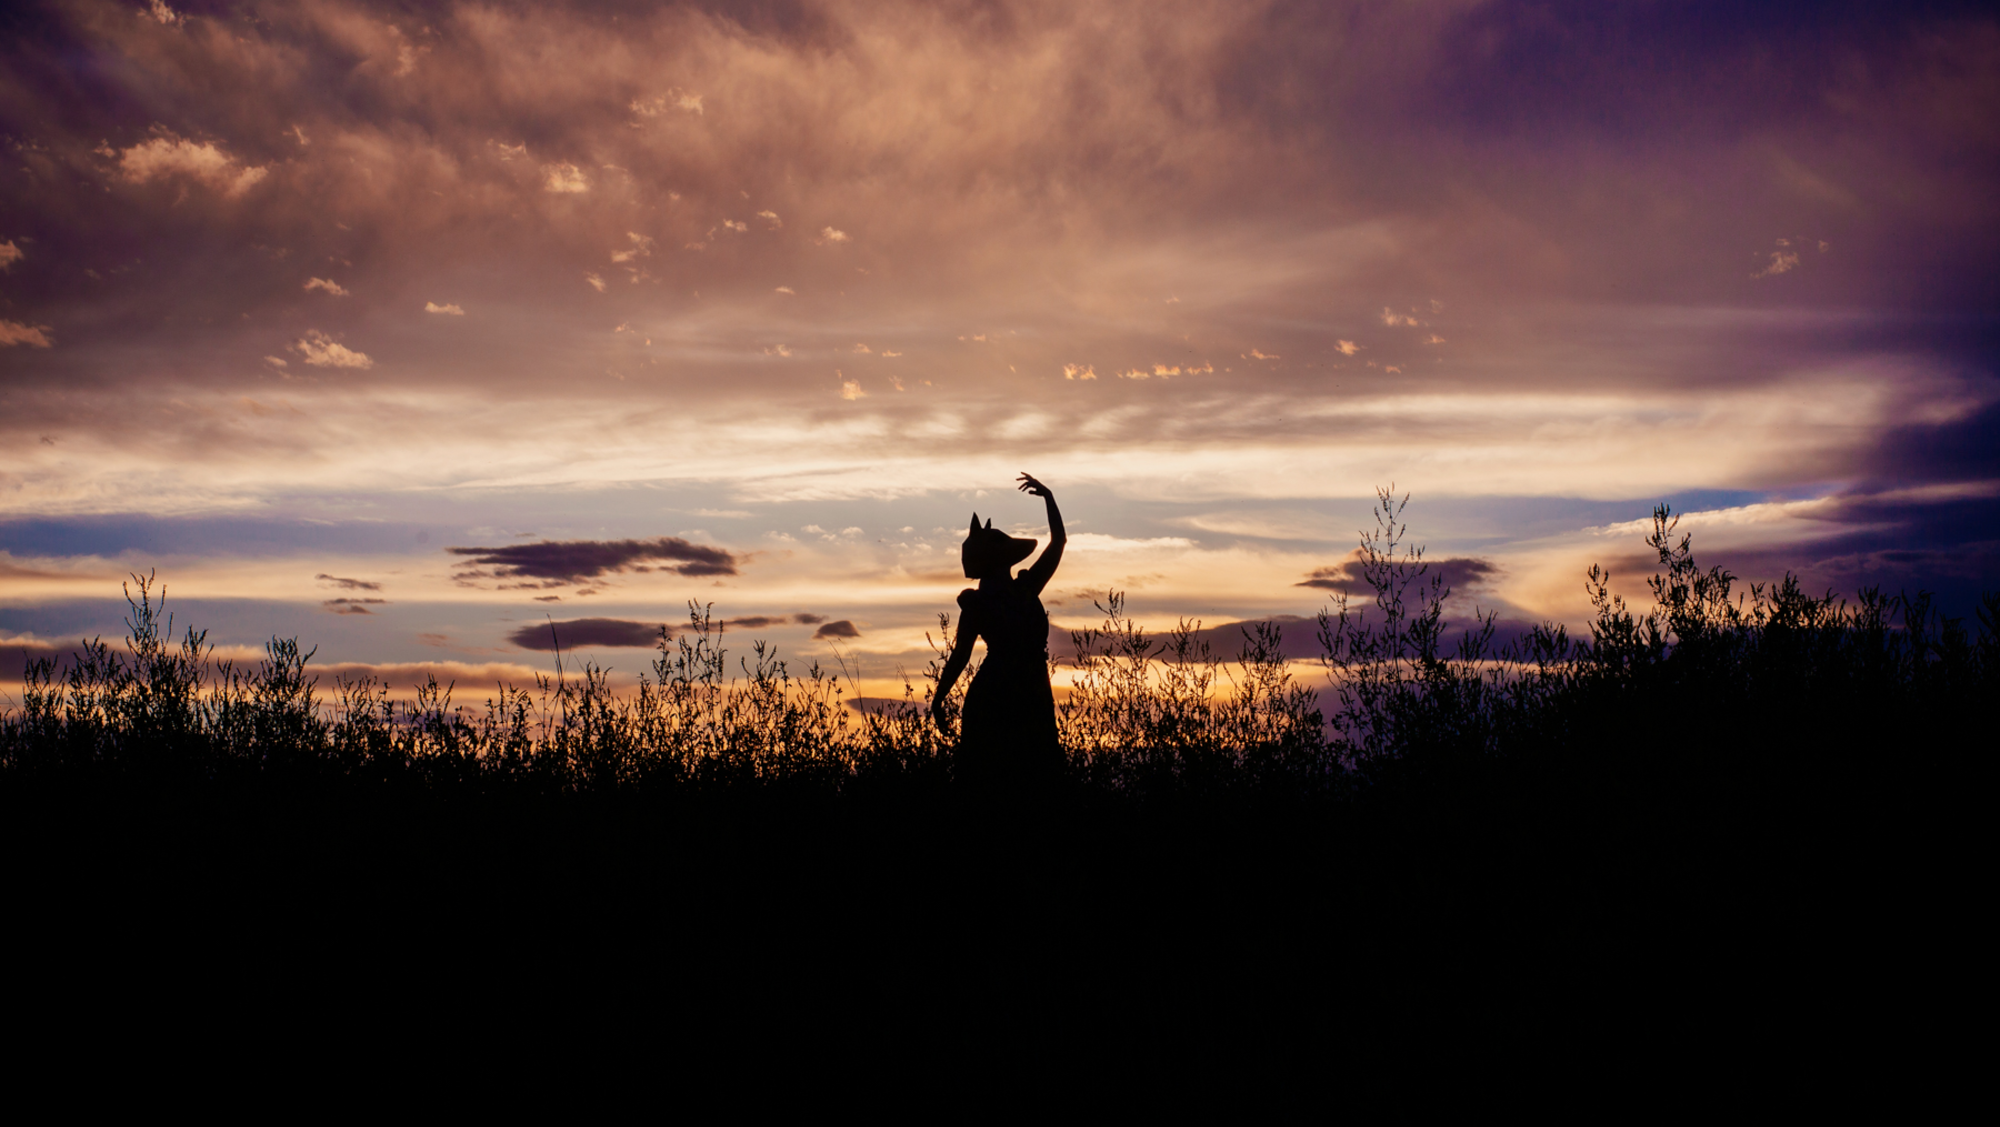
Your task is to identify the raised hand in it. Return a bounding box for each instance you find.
[1016,472,1052,498]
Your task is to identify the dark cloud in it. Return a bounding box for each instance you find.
[719,613,826,629]
[449,537,737,585]
[2,637,69,678]
[812,620,859,639]
[1413,1,1991,139]
[324,597,387,615]
[509,618,666,651]
[1663,489,2000,618]
[316,573,381,591]
[1865,399,2000,486]
[1297,554,1499,597]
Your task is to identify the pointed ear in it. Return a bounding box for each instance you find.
[985,518,993,529]
[969,513,981,535]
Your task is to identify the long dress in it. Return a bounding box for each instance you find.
[956,578,1063,789]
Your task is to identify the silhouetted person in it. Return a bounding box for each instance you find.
[933,473,1066,793]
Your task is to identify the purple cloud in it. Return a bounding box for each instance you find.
[509,618,667,651]
[718,613,829,629]
[449,537,737,586]
[317,573,381,591]
[1297,555,1498,596]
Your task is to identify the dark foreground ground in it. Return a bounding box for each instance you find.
[6,727,1973,1082]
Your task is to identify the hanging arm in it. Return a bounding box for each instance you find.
[930,602,979,734]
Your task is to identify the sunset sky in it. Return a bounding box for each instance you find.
[3,0,1996,697]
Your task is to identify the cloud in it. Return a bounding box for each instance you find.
[543,163,589,193]
[714,612,829,630]
[424,301,464,315]
[510,618,665,650]
[1335,340,1361,356]
[881,350,902,357]
[303,277,348,296]
[1247,348,1281,360]
[816,227,851,245]
[292,331,373,369]
[116,134,266,196]
[1296,553,1498,596]
[609,232,655,265]
[853,343,871,354]
[143,0,184,26]
[839,376,866,399]
[447,536,738,585]
[1175,509,1339,541]
[584,273,606,292]
[0,320,53,348]
[813,620,860,639]
[1063,363,1097,380]
[324,597,388,615]
[764,343,792,355]
[631,89,703,117]
[1753,249,1800,278]
[1380,308,1422,327]
[316,572,381,590]
[0,241,20,270]
[1,636,72,678]
[758,210,782,229]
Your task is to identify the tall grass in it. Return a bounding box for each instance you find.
[5,491,1993,799]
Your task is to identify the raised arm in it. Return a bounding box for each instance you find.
[1016,472,1065,596]
[930,599,980,734]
